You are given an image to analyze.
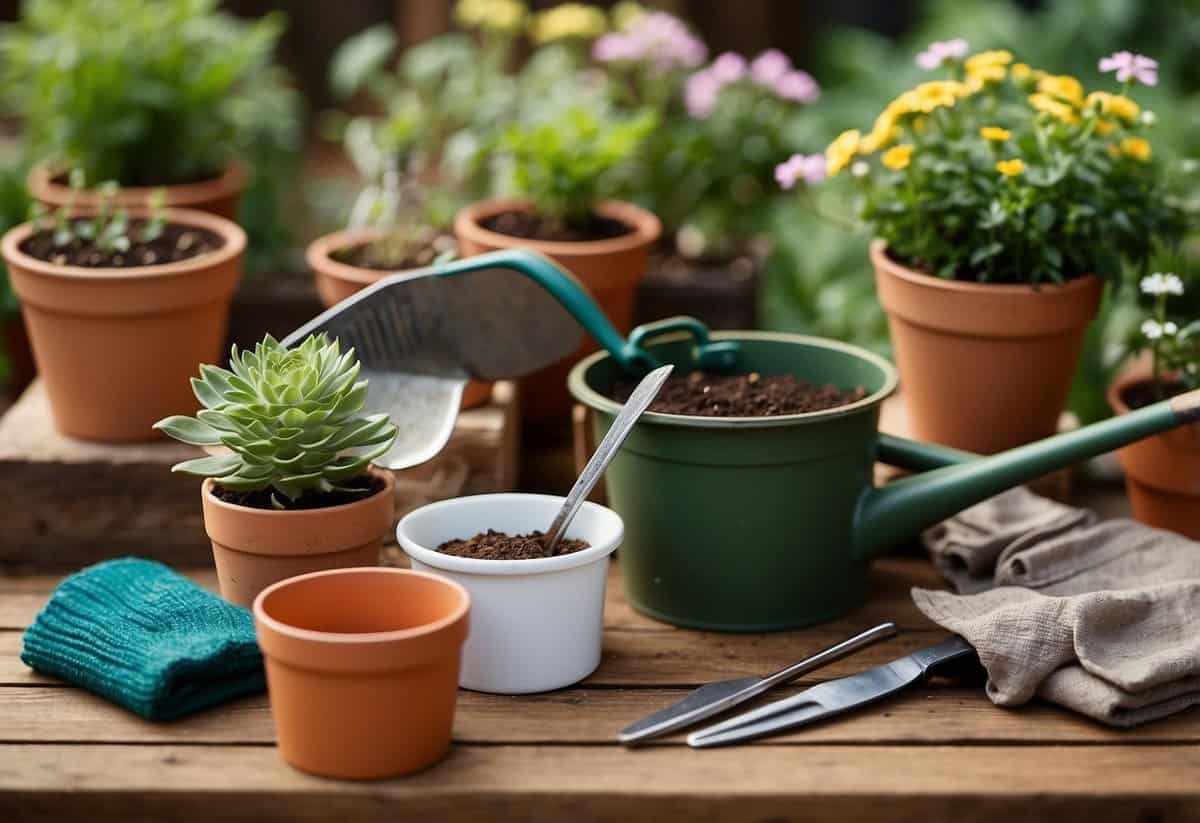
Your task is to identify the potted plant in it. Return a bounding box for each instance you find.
[398,492,623,693]
[594,10,820,329]
[1,0,285,219]
[254,566,469,779]
[777,44,1189,453]
[0,148,34,397]
[0,175,245,440]
[155,333,399,607]
[1108,271,1200,537]
[455,103,661,419]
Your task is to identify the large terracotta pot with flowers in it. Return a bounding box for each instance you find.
[1107,272,1200,538]
[777,45,1185,454]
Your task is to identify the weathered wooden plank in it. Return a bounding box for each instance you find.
[1,744,1197,823]
[0,381,519,572]
[3,686,1199,746]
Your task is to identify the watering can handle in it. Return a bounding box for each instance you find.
[853,387,1200,561]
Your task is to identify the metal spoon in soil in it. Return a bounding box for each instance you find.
[544,364,674,556]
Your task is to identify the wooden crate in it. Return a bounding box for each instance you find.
[0,380,519,572]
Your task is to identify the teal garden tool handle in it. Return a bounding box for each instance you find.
[853,389,1200,559]
[430,249,739,375]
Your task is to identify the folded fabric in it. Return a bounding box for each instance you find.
[915,487,1200,727]
[22,557,265,720]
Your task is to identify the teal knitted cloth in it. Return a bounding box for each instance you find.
[21,558,265,720]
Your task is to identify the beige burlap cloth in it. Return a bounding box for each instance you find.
[914,487,1200,727]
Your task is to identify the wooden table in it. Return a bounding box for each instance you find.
[3,558,1198,822]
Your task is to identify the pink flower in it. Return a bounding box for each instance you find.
[593,12,707,69]
[775,153,826,189]
[750,49,791,86]
[593,33,638,62]
[915,38,969,70]
[1098,50,1158,86]
[685,70,721,118]
[773,69,819,103]
[710,52,747,84]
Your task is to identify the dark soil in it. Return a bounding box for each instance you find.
[613,370,867,417]
[1122,379,1186,410]
[331,237,453,271]
[20,220,223,268]
[482,210,634,243]
[211,473,385,511]
[437,529,590,560]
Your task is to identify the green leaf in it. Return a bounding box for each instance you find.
[171,454,243,477]
[330,24,396,100]
[154,415,222,446]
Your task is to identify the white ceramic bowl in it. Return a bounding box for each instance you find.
[397,493,623,694]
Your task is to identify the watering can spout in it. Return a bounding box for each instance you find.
[853,388,1200,559]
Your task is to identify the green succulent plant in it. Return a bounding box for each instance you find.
[155,334,398,508]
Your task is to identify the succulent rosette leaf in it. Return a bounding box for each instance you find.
[155,334,398,506]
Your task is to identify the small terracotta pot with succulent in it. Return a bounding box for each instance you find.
[775,44,1189,454]
[0,176,244,441]
[155,334,398,607]
[455,106,661,420]
[1108,272,1200,538]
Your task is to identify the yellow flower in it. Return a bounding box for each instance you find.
[455,0,527,32]
[1037,75,1084,106]
[882,144,914,170]
[1029,93,1079,124]
[996,158,1025,177]
[1120,136,1152,161]
[965,50,1013,73]
[1094,118,1116,136]
[980,126,1011,141]
[1011,62,1032,80]
[967,64,1006,85]
[825,129,861,176]
[1086,91,1139,123]
[530,3,607,43]
[610,1,645,30]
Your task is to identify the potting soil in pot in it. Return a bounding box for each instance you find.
[612,370,866,417]
[20,221,223,268]
[330,234,456,270]
[481,210,634,243]
[1122,379,1187,409]
[437,529,590,560]
[210,472,385,511]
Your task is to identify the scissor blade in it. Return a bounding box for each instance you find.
[687,659,921,748]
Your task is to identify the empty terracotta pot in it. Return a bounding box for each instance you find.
[1108,370,1200,539]
[28,162,247,221]
[201,466,395,607]
[872,240,1103,454]
[1,208,245,442]
[307,228,491,410]
[254,566,469,779]
[455,197,660,421]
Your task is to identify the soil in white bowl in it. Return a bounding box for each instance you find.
[437,529,590,560]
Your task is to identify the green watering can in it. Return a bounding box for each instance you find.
[301,249,1199,632]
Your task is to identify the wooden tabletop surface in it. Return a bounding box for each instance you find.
[3,557,1198,822]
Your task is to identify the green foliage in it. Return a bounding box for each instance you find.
[0,0,284,186]
[0,149,29,317]
[501,105,656,226]
[155,335,398,508]
[32,172,167,254]
[1133,272,1200,393]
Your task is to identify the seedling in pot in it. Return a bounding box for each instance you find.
[155,333,399,510]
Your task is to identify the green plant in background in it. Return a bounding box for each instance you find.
[500,105,656,228]
[155,334,398,509]
[1134,272,1199,395]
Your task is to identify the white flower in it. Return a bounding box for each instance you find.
[1140,272,1185,296]
[1140,110,1157,126]
[850,160,870,178]
[1142,319,1179,340]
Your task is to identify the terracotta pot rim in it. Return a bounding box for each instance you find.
[569,329,899,429]
[306,227,404,287]
[397,492,624,576]
[201,465,394,520]
[253,566,471,647]
[28,161,247,208]
[455,197,662,258]
[0,208,247,282]
[870,239,1103,295]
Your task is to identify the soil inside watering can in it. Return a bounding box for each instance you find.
[482,210,634,243]
[612,371,866,417]
[437,529,590,560]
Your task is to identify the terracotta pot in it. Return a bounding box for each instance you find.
[1,208,245,442]
[306,228,491,409]
[872,240,1103,454]
[1108,370,1200,539]
[455,198,660,421]
[28,162,246,221]
[254,566,469,779]
[201,466,395,607]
